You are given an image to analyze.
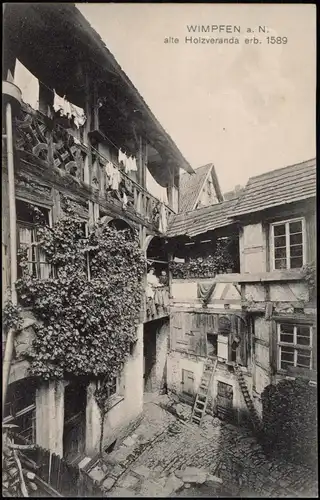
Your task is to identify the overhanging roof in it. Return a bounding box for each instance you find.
[232,158,316,218]
[4,3,194,174]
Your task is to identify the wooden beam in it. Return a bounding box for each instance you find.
[214,270,303,284]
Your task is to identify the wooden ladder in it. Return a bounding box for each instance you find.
[233,363,261,431]
[191,358,218,426]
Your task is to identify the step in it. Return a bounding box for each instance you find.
[197,394,207,400]
[195,400,205,407]
[192,416,201,422]
[194,408,205,415]
[200,384,208,390]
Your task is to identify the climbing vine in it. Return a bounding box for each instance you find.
[302,263,316,299]
[3,301,23,334]
[15,204,146,381]
[170,238,235,279]
[261,378,317,468]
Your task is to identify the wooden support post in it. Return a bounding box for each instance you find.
[2,101,18,413]
[137,136,147,189]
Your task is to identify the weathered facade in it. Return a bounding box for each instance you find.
[165,159,316,427]
[2,3,192,464]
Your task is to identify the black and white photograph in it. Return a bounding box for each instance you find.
[2,2,317,498]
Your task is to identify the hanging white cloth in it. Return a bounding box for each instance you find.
[53,90,65,114]
[158,203,167,233]
[105,161,114,179]
[70,103,86,129]
[111,168,121,191]
[106,161,121,191]
[127,156,138,173]
[130,157,138,172]
[118,149,127,167]
[53,90,86,128]
[158,189,168,205]
[122,192,128,209]
[14,60,39,111]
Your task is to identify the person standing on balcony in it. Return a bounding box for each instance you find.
[159,269,169,286]
[146,267,160,298]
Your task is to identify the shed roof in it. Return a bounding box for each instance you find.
[232,158,316,217]
[166,198,238,238]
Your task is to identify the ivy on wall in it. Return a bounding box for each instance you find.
[3,301,23,334]
[261,378,317,468]
[15,203,146,381]
[302,263,316,300]
[170,238,235,279]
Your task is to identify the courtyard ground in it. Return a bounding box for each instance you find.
[88,394,318,498]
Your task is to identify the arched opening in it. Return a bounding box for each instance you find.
[146,236,169,283]
[144,236,170,396]
[107,218,133,233]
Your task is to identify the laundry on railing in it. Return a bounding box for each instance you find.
[122,192,128,209]
[53,90,86,129]
[118,149,138,174]
[158,202,168,233]
[105,161,121,191]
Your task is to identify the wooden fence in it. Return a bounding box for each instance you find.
[12,434,106,498]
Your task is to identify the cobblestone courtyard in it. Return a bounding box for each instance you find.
[88,394,318,498]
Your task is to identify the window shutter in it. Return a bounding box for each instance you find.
[171,312,188,350]
[306,214,316,264]
[312,327,317,372]
[238,317,248,367]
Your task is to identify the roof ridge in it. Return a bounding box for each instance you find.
[179,198,237,216]
[180,163,212,177]
[245,158,316,184]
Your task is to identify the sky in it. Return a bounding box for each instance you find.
[78,3,316,193]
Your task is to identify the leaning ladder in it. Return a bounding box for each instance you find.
[233,363,261,431]
[191,358,218,426]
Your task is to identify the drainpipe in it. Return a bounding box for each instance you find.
[2,80,22,413]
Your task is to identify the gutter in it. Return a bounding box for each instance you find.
[2,79,22,413]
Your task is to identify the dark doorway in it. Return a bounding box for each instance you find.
[143,318,168,393]
[63,381,87,464]
[216,381,234,422]
[143,323,157,392]
[206,333,218,358]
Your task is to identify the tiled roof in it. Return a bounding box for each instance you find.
[223,187,245,201]
[166,198,238,238]
[179,164,213,213]
[233,158,316,217]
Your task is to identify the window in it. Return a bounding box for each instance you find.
[271,218,305,270]
[16,201,51,279]
[278,323,313,371]
[106,377,117,398]
[97,377,118,400]
[3,379,37,444]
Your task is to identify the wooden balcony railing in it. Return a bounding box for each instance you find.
[14,104,174,232]
[146,285,170,321]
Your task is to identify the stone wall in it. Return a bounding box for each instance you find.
[86,324,144,455]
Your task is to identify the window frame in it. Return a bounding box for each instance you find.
[270,217,306,271]
[277,322,313,371]
[16,201,52,280]
[97,376,119,402]
[3,380,37,444]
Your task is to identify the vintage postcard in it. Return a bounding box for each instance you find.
[2,3,317,498]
